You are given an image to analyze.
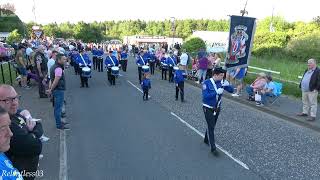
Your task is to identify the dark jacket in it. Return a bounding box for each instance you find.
[6,113,43,158]
[299,67,320,91]
[50,63,66,90]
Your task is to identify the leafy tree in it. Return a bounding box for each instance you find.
[182,37,206,56]
[7,29,22,44]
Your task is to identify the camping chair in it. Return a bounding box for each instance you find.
[270,82,283,105]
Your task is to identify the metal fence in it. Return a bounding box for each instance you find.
[0,60,18,85]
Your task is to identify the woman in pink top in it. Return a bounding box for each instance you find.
[246,72,267,97]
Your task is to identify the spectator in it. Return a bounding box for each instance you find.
[196,55,209,84]
[231,67,247,97]
[34,45,49,98]
[246,72,267,100]
[297,58,320,121]
[214,53,222,67]
[179,49,188,74]
[0,85,43,180]
[0,106,23,179]
[15,44,30,89]
[257,75,277,106]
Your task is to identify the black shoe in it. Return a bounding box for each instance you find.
[57,125,70,130]
[211,149,219,156]
[61,122,69,125]
[40,95,48,98]
[204,140,209,146]
[61,113,66,118]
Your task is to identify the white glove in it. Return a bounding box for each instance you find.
[222,80,230,87]
[216,88,224,95]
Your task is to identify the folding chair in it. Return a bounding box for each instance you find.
[270,82,283,105]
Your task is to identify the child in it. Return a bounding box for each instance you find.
[141,73,151,101]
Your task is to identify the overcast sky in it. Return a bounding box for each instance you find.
[2,0,319,24]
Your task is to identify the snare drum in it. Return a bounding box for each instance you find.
[142,65,150,73]
[111,66,119,76]
[81,67,91,77]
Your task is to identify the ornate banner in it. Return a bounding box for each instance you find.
[225,15,256,69]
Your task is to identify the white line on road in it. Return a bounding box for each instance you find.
[170,112,250,170]
[59,122,68,180]
[127,80,151,98]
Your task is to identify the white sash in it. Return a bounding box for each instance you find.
[210,78,220,109]
[80,54,88,67]
[140,56,146,65]
[109,56,116,66]
[169,56,176,66]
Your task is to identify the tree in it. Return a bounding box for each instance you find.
[7,29,22,44]
[0,3,15,16]
[182,37,206,56]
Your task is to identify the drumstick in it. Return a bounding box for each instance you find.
[30,118,42,122]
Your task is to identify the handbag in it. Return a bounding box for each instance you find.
[255,92,261,102]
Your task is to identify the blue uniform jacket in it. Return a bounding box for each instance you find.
[76,53,92,67]
[202,79,234,108]
[141,78,151,90]
[96,49,104,57]
[105,55,119,67]
[174,70,185,83]
[91,49,98,56]
[136,55,148,66]
[120,52,128,59]
[166,56,177,67]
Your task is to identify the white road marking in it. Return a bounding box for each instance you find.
[59,120,68,180]
[127,80,151,98]
[170,112,250,170]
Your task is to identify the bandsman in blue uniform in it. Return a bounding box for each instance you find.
[166,51,177,83]
[96,46,104,72]
[160,53,168,80]
[91,46,98,70]
[174,65,187,102]
[136,50,149,84]
[202,67,234,156]
[76,49,92,88]
[105,51,120,86]
[120,49,128,72]
[148,51,156,75]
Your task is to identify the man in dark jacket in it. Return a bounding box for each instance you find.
[0,85,43,180]
[297,59,320,121]
[34,45,48,98]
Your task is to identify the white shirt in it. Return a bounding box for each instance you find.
[26,47,33,56]
[180,53,188,66]
[47,58,56,78]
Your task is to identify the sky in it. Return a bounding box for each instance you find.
[2,0,319,24]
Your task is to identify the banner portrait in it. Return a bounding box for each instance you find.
[225,15,256,69]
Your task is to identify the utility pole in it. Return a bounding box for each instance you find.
[32,0,37,23]
[170,17,175,48]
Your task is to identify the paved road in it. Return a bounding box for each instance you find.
[50,55,320,180]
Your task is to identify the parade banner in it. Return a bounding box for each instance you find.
[225,15,256,69]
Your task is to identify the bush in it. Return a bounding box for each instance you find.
[182,37,206,57]
[6,29,22,44]
[252,31,288,56]
[286,32,320,61]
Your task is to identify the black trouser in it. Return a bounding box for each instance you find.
[92,56,97,70]
[138,67,142,84]
[206,68,213,79]
[37,75,47,97]
[143,89,149,100]
[168,67,174,82]
[203,106,220,151]
[97,57,103,72]
[175,82,184,102]
[162,69,167,80]
[80,69,89,87]
[10,156,39,180]
[149,61,155,75]
[121,59,128,72]
[107,67,115,85]
[74,63,80,75]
